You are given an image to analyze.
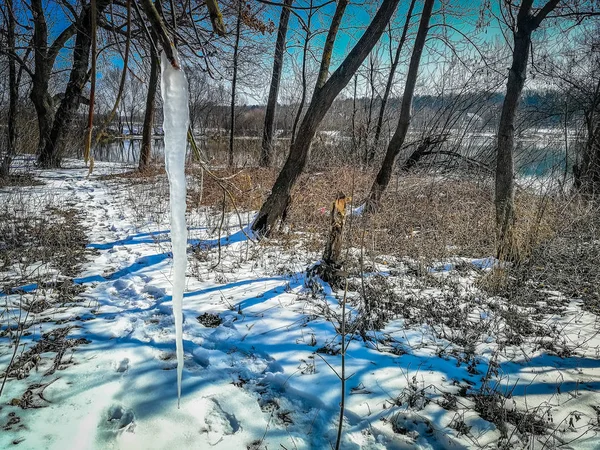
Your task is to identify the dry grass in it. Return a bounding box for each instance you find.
[486,199,600,311]
[0,203,90,284]
[98,165,166,183]
[0,174,45,188]
[106,161,571,267]
[186,166,566,263]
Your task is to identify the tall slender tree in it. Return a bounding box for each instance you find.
[0,0,17,178]
[315,0,348,92]
[229,0,242,167]
[260,0,293,167]
[290,0,315,145]
[366,0,435,210]
[368,0,417,165]
[140,13,160,171]
[495,0,559,259]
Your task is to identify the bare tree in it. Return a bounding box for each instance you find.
[28,0,77,165]
[542,22,600,196]
[369,0,417,165]
[260,0,293,167]
[290,0,316,144]
[38,0,112,168]
[140,12,159,171]
[0,0,16,177]
[315,0,348,91]
[229,0,242,167]
[366,0,435,211]
[252,0,401,236]
[494,0,559,259]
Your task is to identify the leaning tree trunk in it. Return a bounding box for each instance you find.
[38,0,110,168]
[252,0,400,236]
[366,0,435,210]
[1,0,17,178]
[291,0,346,145]
[315,0,348,91]
[368,0,416,165]
[140,43,159,171]
[260,0,293,167]
[290,0,313,145]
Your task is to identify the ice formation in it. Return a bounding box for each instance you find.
[160,51,189,405]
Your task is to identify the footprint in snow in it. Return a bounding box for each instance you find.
[116,358,129,373]
[105,405,135,432]
[143,284,165,299]
[202,399,240,445]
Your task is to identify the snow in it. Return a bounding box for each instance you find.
[2,159,600,449]
[160,51,190,405]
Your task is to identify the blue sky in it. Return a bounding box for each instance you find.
[23,0,573,105]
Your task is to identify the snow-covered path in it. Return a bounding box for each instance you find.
[3,162,600,449]
[0,163,399,449]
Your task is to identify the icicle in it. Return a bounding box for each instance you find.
[160,51,189,406]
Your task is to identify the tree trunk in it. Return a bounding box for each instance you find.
[30,0,53,158]
[323,193,347,265]
[369,0,416,165]
[83,0,98,165]
[495,0,559,259]
[577,109,600,196]
[315,0,348,91]
[140,43,159,171]
[38,0,110,168]
[290,0,313,145]
[495,31,530,259]
[310,193,348,286]
[252,0,400,236]
[1,0,17,178]
[26,0,76,164]
[260,0,293,167]
[366,0,435,210]
[363,53,376,165]
[229,0,242,168]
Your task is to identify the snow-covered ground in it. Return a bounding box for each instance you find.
[2,160,600,450]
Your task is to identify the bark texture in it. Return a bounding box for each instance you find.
[323,193,347,264]
[30,0,76,162]
[315,0,348,91]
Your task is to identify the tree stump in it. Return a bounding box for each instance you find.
[324,192,347,264]
[308,192,348,287]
